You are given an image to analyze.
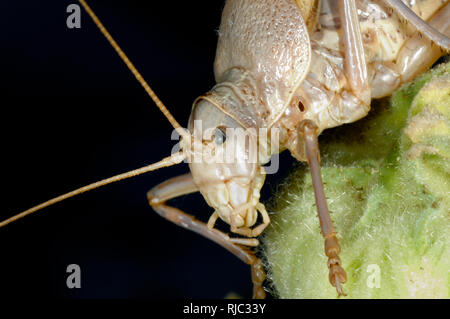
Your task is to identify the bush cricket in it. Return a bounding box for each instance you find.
[2,0,449,298]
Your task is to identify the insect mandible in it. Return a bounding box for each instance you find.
[2,0,449,298]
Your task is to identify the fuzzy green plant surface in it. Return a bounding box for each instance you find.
[262,62,450,299]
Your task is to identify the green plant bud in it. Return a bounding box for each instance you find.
[262,62,450,298]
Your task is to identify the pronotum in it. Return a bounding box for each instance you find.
[1,1,448,295]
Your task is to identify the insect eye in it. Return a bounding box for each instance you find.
[213,126,227,145]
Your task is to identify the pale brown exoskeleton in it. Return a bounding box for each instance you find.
[2,0,449,298]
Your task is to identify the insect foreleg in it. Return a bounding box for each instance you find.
[384,0,450,50]
[371,2,450,98]
[315,0,372,128]
[339,0,371,106]
[297,120,347,297]
[394,3,449,85]
[147,174,266,299]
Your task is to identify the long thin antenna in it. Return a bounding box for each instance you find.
[78,0,190,139]
[0,152,185,229]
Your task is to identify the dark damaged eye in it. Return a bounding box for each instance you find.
[213,126,227,145]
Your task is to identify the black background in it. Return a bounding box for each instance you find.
[1,0,295,299]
